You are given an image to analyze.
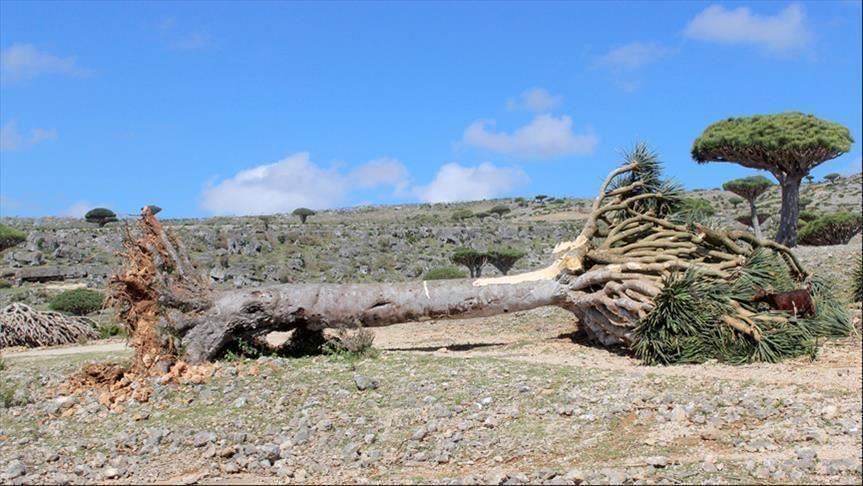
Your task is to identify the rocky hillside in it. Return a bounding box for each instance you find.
[0,173,860,307]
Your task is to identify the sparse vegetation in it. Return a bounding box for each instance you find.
[0,224,27,252]
[423,266,467,280]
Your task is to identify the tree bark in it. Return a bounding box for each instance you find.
[775,174,803,247]
[749,200,763,240]
[177,279,565,362]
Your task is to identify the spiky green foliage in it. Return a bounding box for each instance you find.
[853,257,863,303]
[486,247,526,276]
[633,252,851,365]
[692,113,853,170]
[670,198,716,226]
[730,248,795,302]
[798,212,862,246]
[609,143,683,220]
[84,208,118,227]
[0,224,26,252]
[632,270,734,365]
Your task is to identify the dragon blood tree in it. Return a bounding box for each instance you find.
[692,112,853,247]
[109,144,851,373]
[722,176,774,239]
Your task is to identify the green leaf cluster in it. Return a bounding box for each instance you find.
[692,112,853,167]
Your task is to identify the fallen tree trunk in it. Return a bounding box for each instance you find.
[110,144,850,369]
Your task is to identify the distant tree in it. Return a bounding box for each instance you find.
[489,205,511,219]
[728,196,744,209]
[451,208,474,221]
[824,173,841,184]
[474,211,491,221]
[722,176,774,239]
[534,195,548,202]
[804,175,814,184]
[692,112,853,246]
[84,208,118,227]
[0,224,26,252]
[50,288,105,315]
[292,208,315,224]
[486,247,526,276]
[450,247,487,278]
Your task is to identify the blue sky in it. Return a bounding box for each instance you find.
[1,1,860,218]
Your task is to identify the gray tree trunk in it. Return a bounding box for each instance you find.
[775,174,803,247]
[176,279,565,362]
[749,200,763,240]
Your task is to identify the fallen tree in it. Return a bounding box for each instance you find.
[110,144,850,370]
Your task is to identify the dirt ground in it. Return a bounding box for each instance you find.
[2,304,861,485]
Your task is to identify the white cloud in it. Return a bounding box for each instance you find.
[61,201,109,218]
[200,153,411,215]
[463,114,597,159]
[0,120,57,151]
[352,158,409,189]
[595,42,672,70]
[506,88,562,113]
[413,162,528,203]
[683,3,811,53]
[0,44,91,83]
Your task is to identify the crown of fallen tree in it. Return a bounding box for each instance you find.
[84,208,118,227]
[692,112,853,247]
[109,142,850,374]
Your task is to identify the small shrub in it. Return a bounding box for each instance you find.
[49,288,105,315]
[451,208,474,221]
[424,267,467,280]
[798,212,862,246]
[0,279,11,289]
[324,327,377,361]
[0,224,26,252]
